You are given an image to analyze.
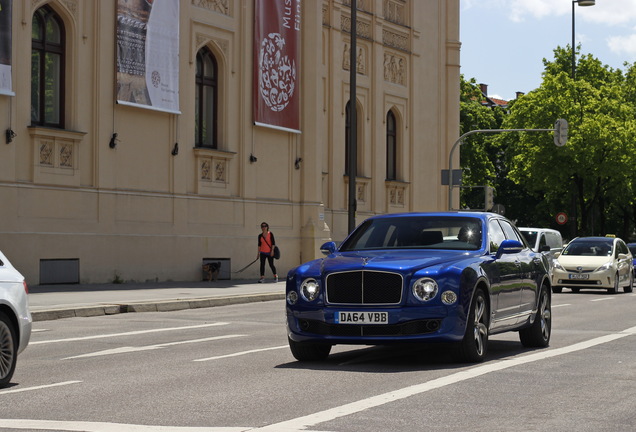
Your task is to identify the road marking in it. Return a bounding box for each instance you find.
[254,325,636,431]
[30,323,230,345]
[63,335,246,359]
[551,303,570,308]
[591,297,615,302]
[194,345,288,362]
[0,381,81,395]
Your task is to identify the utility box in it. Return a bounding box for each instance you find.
[40,259,80,285]
[201,258,231,281]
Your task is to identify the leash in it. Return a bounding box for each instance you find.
[233,258,259,273]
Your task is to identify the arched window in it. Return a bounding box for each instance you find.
[386,110,397,180]
[195,47,218,148]
[31,6,65,128]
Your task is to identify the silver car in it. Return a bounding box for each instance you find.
[0,250,32,387]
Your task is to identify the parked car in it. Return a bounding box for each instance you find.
[552,236,633,294]
[0,250,32,388]
[285,212,552,363]
[628,243,636,278]
[519,227,563,274]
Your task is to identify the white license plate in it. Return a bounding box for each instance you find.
[335,311,388,325]
[569,274,589,280]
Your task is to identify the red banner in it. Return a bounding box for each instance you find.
[253,0,301,133]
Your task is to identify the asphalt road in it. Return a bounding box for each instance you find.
[2,290,636,432]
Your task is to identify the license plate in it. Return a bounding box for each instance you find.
[335,311,388,324]
[569,274,589,280]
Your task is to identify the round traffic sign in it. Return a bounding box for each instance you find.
[556,212,568,225]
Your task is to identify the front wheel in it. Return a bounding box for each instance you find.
[519,284,551,348]
[609,273,620,294]
[457,290,489,363]
[288,338,331,361]
[0,312,17,388]
[624,271,633,293]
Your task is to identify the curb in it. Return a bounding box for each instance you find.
[31,292,286,322]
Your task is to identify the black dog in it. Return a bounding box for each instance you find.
[202,261,221,281]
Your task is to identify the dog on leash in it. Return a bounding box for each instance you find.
[202,261,221,281]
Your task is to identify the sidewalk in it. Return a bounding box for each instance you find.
[28,278,285,322]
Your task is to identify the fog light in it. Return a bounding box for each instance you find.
[441,290,457,305]
[287,291,298,305]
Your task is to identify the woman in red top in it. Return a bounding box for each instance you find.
[257,222,277,283]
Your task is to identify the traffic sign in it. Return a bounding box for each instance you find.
[556,212,568,225]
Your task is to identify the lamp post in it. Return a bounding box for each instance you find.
[572,0,596,79]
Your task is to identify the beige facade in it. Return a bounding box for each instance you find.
[0,0,460,285]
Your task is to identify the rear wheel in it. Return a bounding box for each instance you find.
[288,338,331,361]
[0,312,17,388]
[624,271,633,293]
[519,284,551,348]
[457,290,488,363]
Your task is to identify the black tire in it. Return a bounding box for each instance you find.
[457,290,489,363]
[609,273,620,294]
[0,312,17,388]
[552,286,563,294]
[624,272,633,293]
[519,284,551,348]
[288,338,331,361]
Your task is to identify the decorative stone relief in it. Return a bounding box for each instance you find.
[341,16,371,40]
[192,0,231,16]
[60,143,73,168]
[200,159,212,181]
[342,0,371,13]
[214,160,226,182]
[357,183,365,202]
[387,183,407,207]
[383,52,406,85]
[343,43,366,74]
[383,0,407,26]
[383,29,408,51]
[40,142,53,166]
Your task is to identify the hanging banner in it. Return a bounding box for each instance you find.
[0,0,13,96]
[253,0,301,133]
[116,0,180,114]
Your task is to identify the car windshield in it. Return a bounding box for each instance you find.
[520,231,538,247]
[339,216,483,251]
[562,239,613,257]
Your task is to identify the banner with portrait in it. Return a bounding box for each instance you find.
[253,0,301,133]
[116,0,180,113]
[0,0,13,96]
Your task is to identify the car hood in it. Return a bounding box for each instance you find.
[557,255,611,270]
[315,250,481,275]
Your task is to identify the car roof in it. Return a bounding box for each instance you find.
[369,211,497,221]
[569,236,615,244]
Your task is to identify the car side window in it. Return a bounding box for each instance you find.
[539,234,547,249]
[499,219,524,243]
[488,220,507,253]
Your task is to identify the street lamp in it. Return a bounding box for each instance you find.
[572,0,596,79]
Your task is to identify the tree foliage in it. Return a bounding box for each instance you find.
[460,46,636,240]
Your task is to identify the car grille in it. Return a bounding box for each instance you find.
[299,318,442,337]
[325,271,403,305]
[564,268,594,273]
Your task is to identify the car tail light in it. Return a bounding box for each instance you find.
[23,280,29,294]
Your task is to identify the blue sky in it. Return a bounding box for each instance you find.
[460,0,636,101]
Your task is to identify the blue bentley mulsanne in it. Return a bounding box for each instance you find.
[285,212,552,363]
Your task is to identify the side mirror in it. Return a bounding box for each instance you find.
[320,241,337,256]
[618,253,628,260]
[495,239,523,259]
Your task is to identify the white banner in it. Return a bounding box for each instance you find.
[116,0,180,114]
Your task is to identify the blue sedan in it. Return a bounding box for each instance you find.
[285,212,552,363]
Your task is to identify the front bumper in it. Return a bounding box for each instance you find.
[552,269,615,289]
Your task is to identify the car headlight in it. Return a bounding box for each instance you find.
[300,278,320,302]
[412,278,438,302]
[596,262,612,272]
[553,260,565,271]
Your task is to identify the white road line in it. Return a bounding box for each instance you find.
[194,345,288,362]
[63,335,246,360]
[0,420,249,431]
[0,381,81,395]
[552,303,570,308]
[254,325,636,432]
[591,297,615,302]
[30,323,230,345]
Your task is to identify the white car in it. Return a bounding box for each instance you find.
[0,250,32,387]
[519,227,563,274]
[552,236,634,294]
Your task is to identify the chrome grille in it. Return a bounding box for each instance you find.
[325,271,403,305]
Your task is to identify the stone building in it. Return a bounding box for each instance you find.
[0,0,460,284]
